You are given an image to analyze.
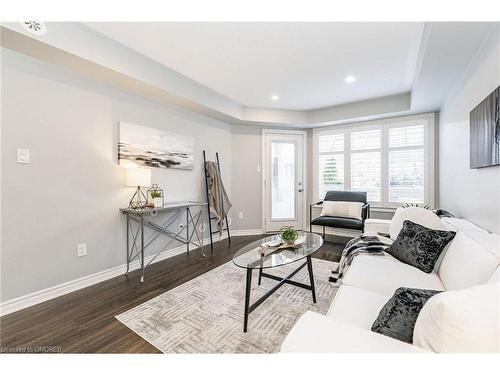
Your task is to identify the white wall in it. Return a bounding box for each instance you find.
[230,126,263,231]
[0,49,232,302]
[439,25,500,234]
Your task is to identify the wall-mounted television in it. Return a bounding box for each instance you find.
[470,86,499,169]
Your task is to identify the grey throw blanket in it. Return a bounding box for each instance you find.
[205,161,232,236]
[330,234,393,283]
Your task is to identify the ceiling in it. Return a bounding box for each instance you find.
[3,21,496,127]
[86,22,425,111]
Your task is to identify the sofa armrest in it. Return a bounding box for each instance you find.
[363,218,391,235]
[280,311,430,353]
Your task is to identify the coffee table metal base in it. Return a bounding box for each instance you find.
[243,255,317,332]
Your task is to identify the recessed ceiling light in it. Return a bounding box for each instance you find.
[270,95,280,102]
[345,75,356,84]
[20,21,47,36]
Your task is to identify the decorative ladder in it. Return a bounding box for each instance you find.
[203,150,231,253]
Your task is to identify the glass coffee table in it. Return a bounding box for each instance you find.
[232,232,323,332]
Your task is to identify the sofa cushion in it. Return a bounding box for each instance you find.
[440,217,489,233]
[363,218,391,235]
[320,201,364,220]
[311,216,363,230]
[413,283,500,353]
[466,231,500,259]
[390,207,445,240]
[326,285,388,329]
[387,220,456,273]
[489,267,500,284]
[280,311,429,353]
[371,287,442,343]
[438,231,500,290]
[343,254,445,297]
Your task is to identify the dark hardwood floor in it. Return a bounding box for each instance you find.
[0,234,347,353]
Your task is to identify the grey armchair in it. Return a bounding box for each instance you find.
[310,191,370,240]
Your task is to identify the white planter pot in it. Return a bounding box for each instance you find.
[153,197,163,208]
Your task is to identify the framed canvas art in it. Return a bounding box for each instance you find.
[470,86,500,169]
[119,122,194,170]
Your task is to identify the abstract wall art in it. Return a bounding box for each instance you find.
[470,86,500,169]
[119,122,194,170]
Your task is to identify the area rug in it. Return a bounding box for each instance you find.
[116,258,338,353]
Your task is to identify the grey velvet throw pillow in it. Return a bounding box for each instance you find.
[371,287,441,343]
[387,220,456,273]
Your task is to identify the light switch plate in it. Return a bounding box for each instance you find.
[17,149,30,164]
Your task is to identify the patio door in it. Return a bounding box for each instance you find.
[263,130,305,232]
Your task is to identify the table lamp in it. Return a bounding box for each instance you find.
[126,168,151,209]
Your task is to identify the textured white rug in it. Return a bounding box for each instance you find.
[116,258,338,353]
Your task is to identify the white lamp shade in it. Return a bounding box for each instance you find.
[126,168,151,187]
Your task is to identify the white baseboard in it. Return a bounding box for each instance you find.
[230,228,265,236]
[0,229,264,317]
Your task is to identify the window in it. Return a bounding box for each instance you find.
[314,115,433,207]
[271,142,296,219]
[318,134,344,198]
[388,124,425,204]
[350,129,381,202]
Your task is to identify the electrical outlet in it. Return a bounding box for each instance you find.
[238,212,244,219]
[77,243,87,257]
[17,148,31,164]
[256,165,261,173]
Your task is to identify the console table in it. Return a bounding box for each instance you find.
[120,201,207,282]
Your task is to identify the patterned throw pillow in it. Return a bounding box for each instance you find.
[371,287,442,343]
[388,220,456,273]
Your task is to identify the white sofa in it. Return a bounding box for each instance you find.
[281,216,500,353]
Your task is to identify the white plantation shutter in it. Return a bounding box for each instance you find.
[351,129,382,203]
[318,134,344,199]
[315,116,432,207]
[319,154,344,198]
[319,133,344,153]
[388,124,426,204]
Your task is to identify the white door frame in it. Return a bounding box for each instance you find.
[261,129,307,233]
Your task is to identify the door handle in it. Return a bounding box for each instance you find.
[298,189,304,192]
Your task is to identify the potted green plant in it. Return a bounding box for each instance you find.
[150,190,163,208]
[278,226,299,246]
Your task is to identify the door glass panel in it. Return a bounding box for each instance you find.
[271,142,296,219]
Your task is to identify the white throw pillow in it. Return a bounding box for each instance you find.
[389,207,444,240]
[320,201,363,220]
[438,232,499,290]
[413,283,500,353]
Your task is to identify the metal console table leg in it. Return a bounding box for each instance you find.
[140,216,145,283]
[121,202,208,283]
